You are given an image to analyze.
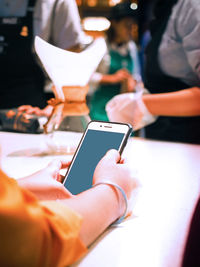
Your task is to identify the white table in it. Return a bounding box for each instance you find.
[1,131,200,267]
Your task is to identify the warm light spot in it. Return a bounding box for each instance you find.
[82,17,111,31]
[109,0,122,7]
[87,0,97,7]
[20,26,28,37]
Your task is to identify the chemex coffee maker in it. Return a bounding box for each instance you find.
[43,85,90,154]
[44,85,90,134]
[35,36,106,154]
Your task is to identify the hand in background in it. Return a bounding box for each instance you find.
[102,69,131,84]
[126,75,137,92]
[18,160,72,200]
[106,91,157,130]
[112,69,130,83]
[121,74,138,93]
[18,105,53,117]
[105,69,139,92]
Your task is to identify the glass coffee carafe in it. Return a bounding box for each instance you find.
[43,85,90,155]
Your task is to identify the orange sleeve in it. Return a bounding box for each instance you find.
[0,170,87,267]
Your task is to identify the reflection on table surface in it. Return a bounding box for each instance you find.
[1,131,200,267]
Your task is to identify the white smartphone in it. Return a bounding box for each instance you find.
[63,120,132,195]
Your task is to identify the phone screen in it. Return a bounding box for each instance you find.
[63,125,131,195]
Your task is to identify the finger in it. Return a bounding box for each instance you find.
[119,158,125,164]
[21,107,35,114]
[60,161,71,169]
[121,156,128,164]
[47,160,62,177]
[119,69,129,74]
[18,105,32,111]
[57,174,65,183]
[55,173,63,183]
[26,107,40,115]
[104,149,121,163]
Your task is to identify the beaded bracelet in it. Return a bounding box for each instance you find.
[92,180,128,224]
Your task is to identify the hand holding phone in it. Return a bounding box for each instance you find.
[63,120,132,195]
[93,149,134,200]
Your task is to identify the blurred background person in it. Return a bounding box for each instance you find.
[0,0,91,113]
[107,0,200,144]
[89,2,141,122]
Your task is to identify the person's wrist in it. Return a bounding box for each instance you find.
[90,183,122,223]
[142,94,155,115]
[92,181,128,224]
[110,75,117,84]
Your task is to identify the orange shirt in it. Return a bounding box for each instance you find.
[0,169,87,267]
